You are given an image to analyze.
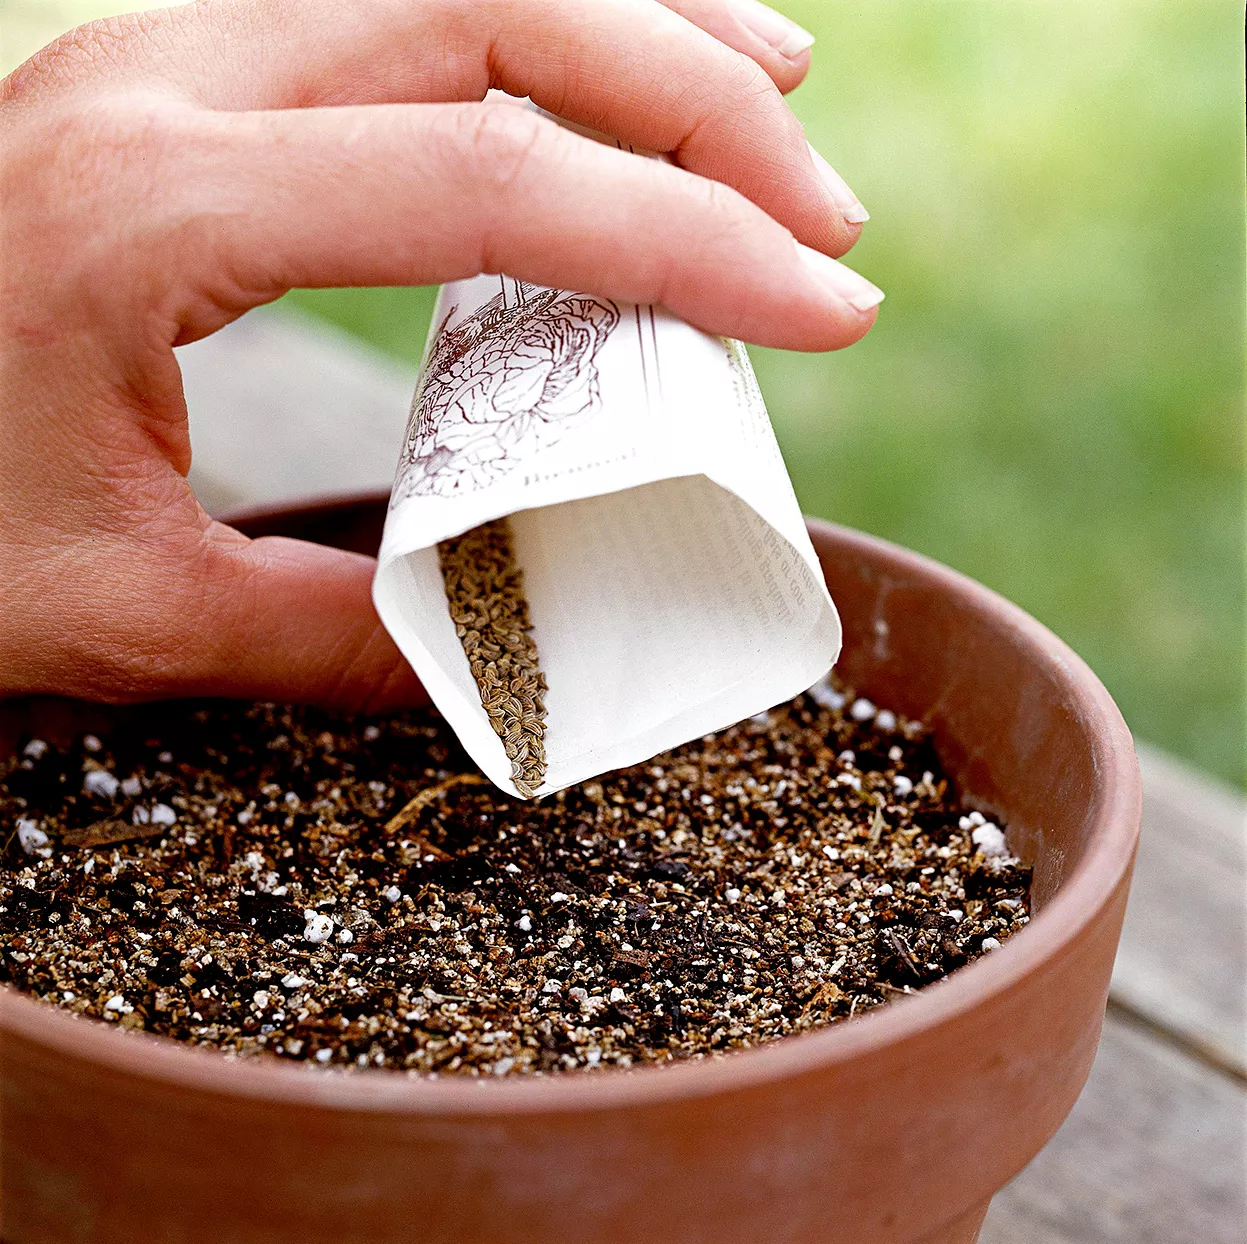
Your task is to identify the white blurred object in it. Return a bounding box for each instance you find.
[177,303,414,514]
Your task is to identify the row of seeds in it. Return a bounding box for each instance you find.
[437,519,548,797]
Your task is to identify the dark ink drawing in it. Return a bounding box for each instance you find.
[396,278,620,499]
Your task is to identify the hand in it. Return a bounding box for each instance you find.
[0,0,880,712]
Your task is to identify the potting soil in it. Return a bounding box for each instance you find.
[0,682,1031,1074]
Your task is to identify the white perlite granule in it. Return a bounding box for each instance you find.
[303,911,334,944]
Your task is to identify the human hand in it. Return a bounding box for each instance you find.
[0,0,881,712]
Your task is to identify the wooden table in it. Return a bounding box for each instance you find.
[178,305,1247,1243]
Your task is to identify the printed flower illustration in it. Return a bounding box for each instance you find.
[399,281,620,498]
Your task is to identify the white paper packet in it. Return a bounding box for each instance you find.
[372,266,841,798]
[373,113,840,798]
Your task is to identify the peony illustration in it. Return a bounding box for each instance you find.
[397,280,620,498]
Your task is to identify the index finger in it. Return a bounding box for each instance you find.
[55,0,862,256]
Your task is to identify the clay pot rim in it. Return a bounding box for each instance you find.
[0,500,1141,1117]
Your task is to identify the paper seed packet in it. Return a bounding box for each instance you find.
[373,119,840,799]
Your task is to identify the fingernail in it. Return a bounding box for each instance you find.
[808,142,869,224]
[731,0,816,59]
[796,243,885,313]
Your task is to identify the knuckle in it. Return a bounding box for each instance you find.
[457,104,558,195]
[694,174,755,244]
[6,88,192,237]
[723,49,785,113]
[714,50,807,148]
[654,171,764,300]
[3,11,166,102]
[58,91,186,186]
[2,88,220,322]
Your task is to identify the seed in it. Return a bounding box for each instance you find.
[438,519,547,797]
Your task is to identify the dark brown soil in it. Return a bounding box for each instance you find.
[0,682,1030,1075]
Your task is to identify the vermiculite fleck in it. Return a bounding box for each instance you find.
[438,519,548,798]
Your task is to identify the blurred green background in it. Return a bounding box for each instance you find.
[6,1,1245,787]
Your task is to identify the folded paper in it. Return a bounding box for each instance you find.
[373,266,840,798]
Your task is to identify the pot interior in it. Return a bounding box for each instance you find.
[1,492,1128,918]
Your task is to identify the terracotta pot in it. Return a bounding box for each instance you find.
[0,492,1141,1244]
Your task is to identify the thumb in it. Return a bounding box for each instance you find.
[180,527,425,712]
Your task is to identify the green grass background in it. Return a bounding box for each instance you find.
[7,1,1244,786]
[288,1,1246,788]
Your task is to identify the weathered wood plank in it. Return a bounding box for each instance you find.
[981,1010,1247,1244]
[177,303,413,515]
[1113,745,1246,1076]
